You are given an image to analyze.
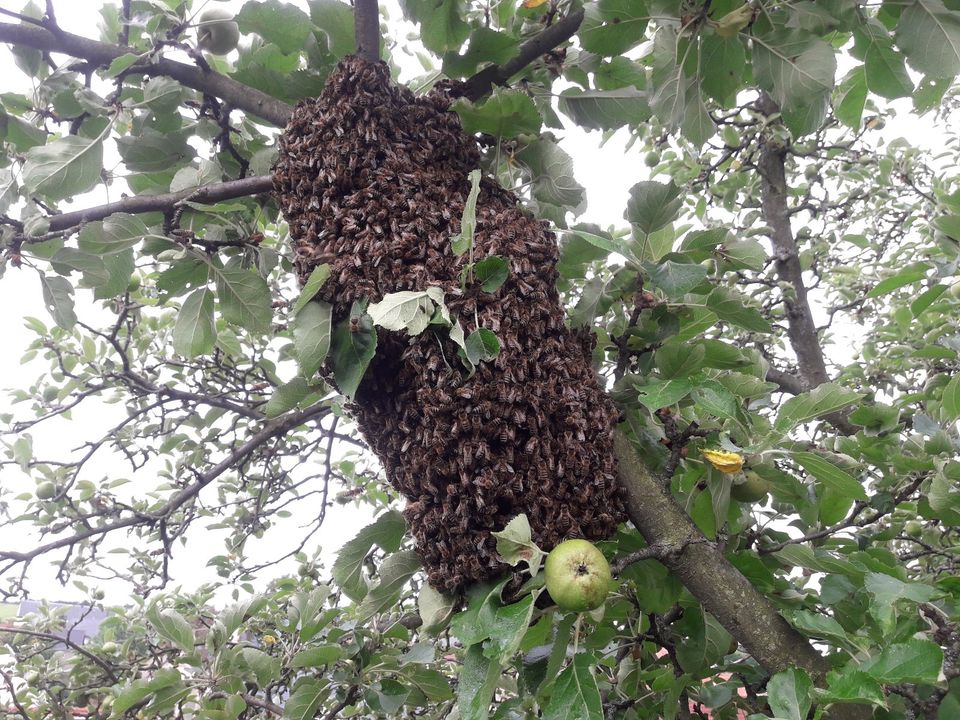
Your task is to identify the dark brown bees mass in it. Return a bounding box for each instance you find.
[274,56,625,595]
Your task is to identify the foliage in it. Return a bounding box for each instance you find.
[1,0,960,719]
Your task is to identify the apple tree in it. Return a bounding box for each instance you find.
[1,1,960,719]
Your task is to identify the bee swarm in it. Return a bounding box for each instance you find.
[274,57,625,594]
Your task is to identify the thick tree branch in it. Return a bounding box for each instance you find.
[353,0,381,63]
[36,175,274,234]
[765,367,806,395]
[0,22,292,126]
[613,431,870,720]
[756,93,857,434]
[460,9,585,102]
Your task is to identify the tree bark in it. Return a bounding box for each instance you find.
[353,0,380,63]
[756,94,858,434]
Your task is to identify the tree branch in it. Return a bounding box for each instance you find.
[0,22,292,126]
[34,175,274,235]
[0,626,119,683]
[353,0,381,63]
[765,367,806,395]
[756,93,857,435]
[613,431,871,720]
[460,9,585,102]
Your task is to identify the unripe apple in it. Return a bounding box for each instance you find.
[36,481,57,500]
[950,280,960,300]
[544,539,611,612]
[904,521,923,538]
[730,470,770,503]
[196,8,240,55]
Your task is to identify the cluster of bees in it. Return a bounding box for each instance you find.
[274,57,625,594]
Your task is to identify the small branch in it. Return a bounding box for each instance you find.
[353,0,381,63]
[460,9,585,102]
[765,367,806,395]
[0,402,330,570]
[0,626,119,683]
[759,475,924,555]
[0,668,31,720]
[0,22,292,126]
[30,175,273,235]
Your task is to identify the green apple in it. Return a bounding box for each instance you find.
[950,280,960,300]
[730,470,770,503]
[544,539,611,612]
[36,481,57,500]
[904,521,923,538]
[196,8,240,55]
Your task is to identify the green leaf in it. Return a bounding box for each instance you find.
[865,266,928,298]
[331,302,377,399]
[147,604,195,653]
[693,379,739,420]
[482,595,535,664]
[706,287,772,333]
[264,376,316,418]
[368,289,444,335]
[860,638,944,684]
[237,0,312,55]
[516,138,586,210]
[112,669,181,715]
[452,89,542,138]
[283,678,329,720]
[332,509,406,601]
[399,0,468,54]
[579,0,649,56]
[491,514,544,575]
[473,256,509,293]
[23,135,103,201]
[458,644,501,720]
[863,572,936,632]
[558,88,650,130]
[752,30,836,131]
[465,328,501,366]
[942,374,960,420]
[784,609,866,655]
[895,0,960,77]
[858,22,914,98]
[356,549,421,620]
[543,653,603,720]
[646,260,708,298]
[212,267,273,334]
[770,383,862,439]
[308,0,356,59]
[700,35,747,106]
[293,301,332,378]
[39,274,77,329]
[834,67,869,127]
[767,668,813,720]
[117,128,193,173]
[625,181,683,235]
[634,378,694,410]
[290,644,342,668]
[790,451,867,500]
[821,669,886,707]
[241,647,282,688]
[419,583,456,634]
[78,213,149,255]
[173,288,216,358]
[292,264,331,316]
[453,169,482,256]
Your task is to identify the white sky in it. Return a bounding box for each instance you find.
[0,0,948,605]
